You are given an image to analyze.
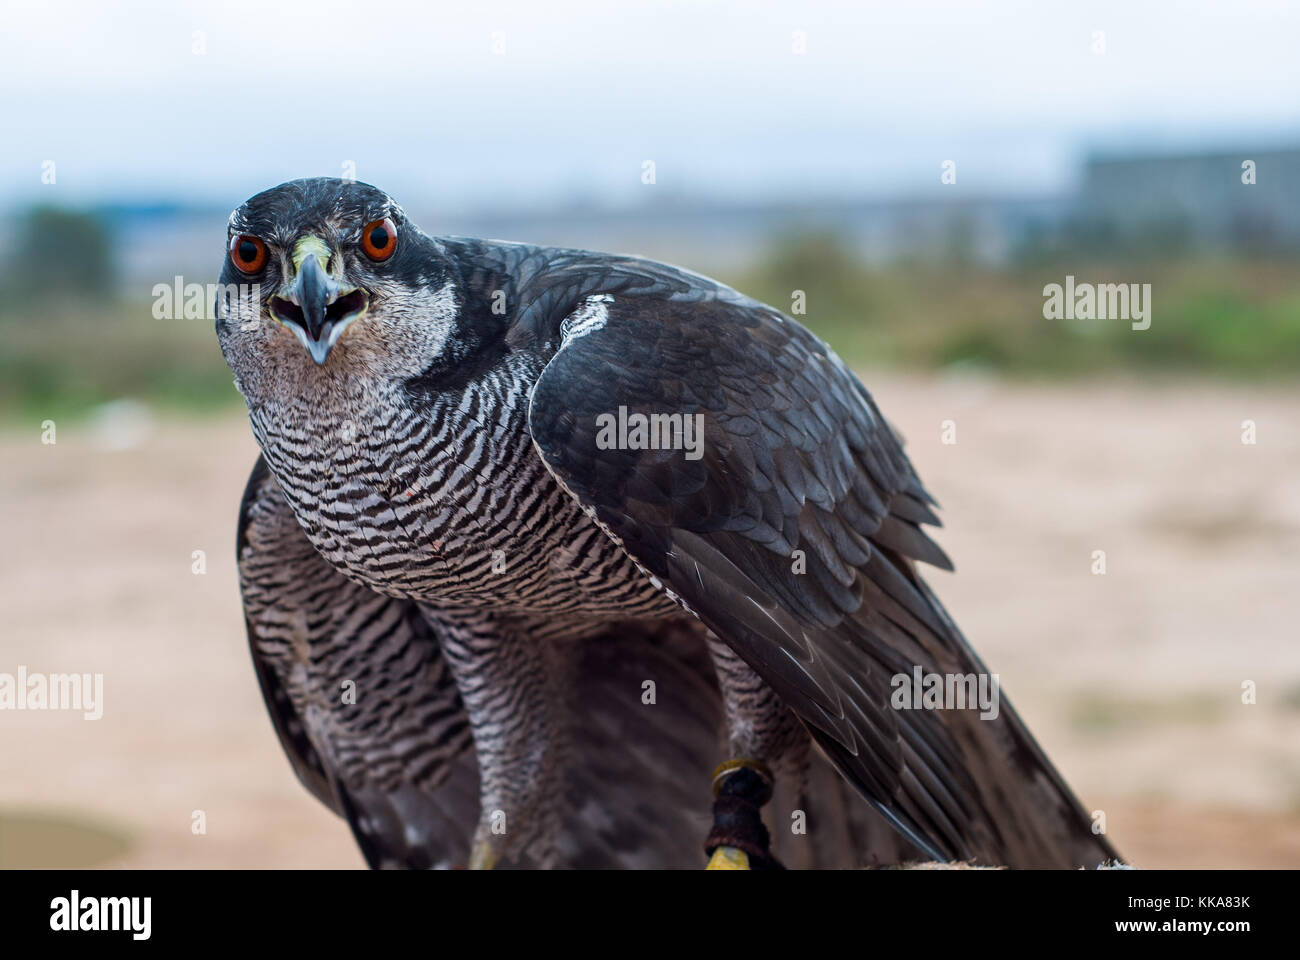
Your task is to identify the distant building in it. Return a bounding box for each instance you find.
[1074,147,1300,250]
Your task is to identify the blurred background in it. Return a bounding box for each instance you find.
[2,0,1298,868]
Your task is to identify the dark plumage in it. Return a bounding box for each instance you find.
[218,177,1120,869]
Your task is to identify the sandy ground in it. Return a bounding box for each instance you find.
[2,373,1298,869]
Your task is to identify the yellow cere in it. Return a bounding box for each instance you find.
[292,235,333,274]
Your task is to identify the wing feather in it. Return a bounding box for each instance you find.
[528,282,1121,868]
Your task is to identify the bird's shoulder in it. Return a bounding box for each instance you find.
[438,236,758,353]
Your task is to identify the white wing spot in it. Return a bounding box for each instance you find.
[559,294,613,344]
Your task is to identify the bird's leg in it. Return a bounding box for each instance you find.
[423,607,565,869]
[706,759,778,869]
[705,635,808,870]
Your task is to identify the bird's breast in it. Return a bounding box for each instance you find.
[248,385,675,619]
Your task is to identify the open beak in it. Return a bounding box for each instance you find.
[269,253,368,365]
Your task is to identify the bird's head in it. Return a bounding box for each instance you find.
[216,177,457,405]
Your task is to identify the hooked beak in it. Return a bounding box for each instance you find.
[269,252,368,365]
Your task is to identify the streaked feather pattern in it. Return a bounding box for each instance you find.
[222,178,1119,869]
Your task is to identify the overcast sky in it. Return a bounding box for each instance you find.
[3,0,1298,212]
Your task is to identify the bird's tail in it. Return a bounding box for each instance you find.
[904,575,1124,869]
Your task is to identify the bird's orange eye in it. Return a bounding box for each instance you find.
[360,218,397,261]
[229,234,267,274]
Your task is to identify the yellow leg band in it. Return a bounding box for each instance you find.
[710,758,774,798]
[468,840,499,871]
[705,846,751,870]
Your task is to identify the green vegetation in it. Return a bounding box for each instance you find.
[726,233,1300,378]
[0,810,133,868]
[7,206,115,299]
[0,297,235,420]
[0,205,236,420]
[2,219,1299,422]
[1066,692,1226,736]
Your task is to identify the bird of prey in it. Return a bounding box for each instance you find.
[217,177,1120,870]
